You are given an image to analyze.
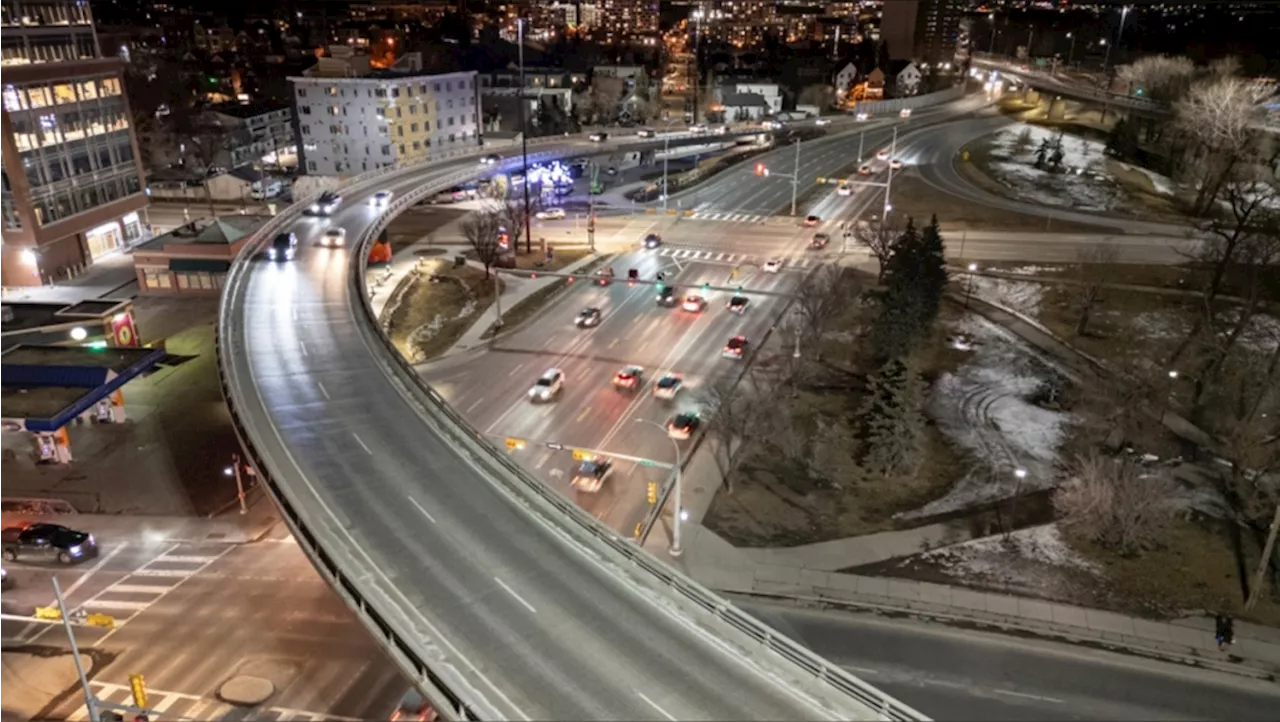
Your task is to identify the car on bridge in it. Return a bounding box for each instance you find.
[899,108,912,119]
[638,128,656,138]
[723,335,748,359]
[479,154,501,165]
[371,190,394,206]
[309,191,342,216]
[319,227,347,247]
[589,132,608,142]
[856,112,870,121]
[267,232,298,261]
[667,412,701,440]
[2,523,98,565]
[727,295,750,314]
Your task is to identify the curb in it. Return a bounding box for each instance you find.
[723,589,1278,683]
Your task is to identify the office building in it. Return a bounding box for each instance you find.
[1,0,149,287]
[880,0,961,65]
[291,47,480,176]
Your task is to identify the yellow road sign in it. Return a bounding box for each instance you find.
[505,437,526,450]
[816,177,826,184]
[571,449,591,461]
[34,606,61,621]
[85,613,116,629]
[647,481,658,504]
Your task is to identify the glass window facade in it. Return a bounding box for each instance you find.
[4,73,141,225]
[0,1,97,66]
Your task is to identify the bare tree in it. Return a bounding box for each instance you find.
[492,195,540,255]
[181,118,251,216]
[1117,54,1195,103]
[1203,343,1280,526]
[700,375,771,493]
[1175,76,1268,215]
[1072,242,1120,337]
[853,218,897,283]
[794,264,858,361]
[1054,451,1182,556]
[461,210,504,280]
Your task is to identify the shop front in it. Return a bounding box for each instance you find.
[85,219,122,259]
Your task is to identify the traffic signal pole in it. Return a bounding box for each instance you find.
[53,577,102,722]
[790,137,800,217]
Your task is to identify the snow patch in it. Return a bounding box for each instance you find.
[967,275,1045,319]
[1120,162,1176,197]
[1002,265,1064,276]
[983,123,1124,212]
[906,315,1074,519]
[920,523,1100,574]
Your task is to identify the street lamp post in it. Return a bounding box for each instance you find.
[988,13,997,55]
[1102,5,1130,76]
[517,19,533,254]
[1066,32,1077,70]
[790,136,800,216]
[965,262,978,308]
[635,418,683,556]
[880,125,898,226]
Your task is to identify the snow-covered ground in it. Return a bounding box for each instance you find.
[906,315,1075,519]
[1130,309,1280,355]
[965,274,1045,319]
[1117,162,1175,197]
[984,123,1118,211]
[890,523,1101,600]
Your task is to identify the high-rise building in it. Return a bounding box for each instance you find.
[595,0,658,40]
[880,0,961,65]
[291,48,481,176]
[1,0,150,287]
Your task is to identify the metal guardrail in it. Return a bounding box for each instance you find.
[218,134,931,722]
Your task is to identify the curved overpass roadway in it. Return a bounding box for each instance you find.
[218,136,926,720]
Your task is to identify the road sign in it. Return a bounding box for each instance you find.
[545,442,565,450]
[34,606,61,621]
[505,437,526,450]
[638,459,659,468]
[85,613,116,629]
[129,674,148,709]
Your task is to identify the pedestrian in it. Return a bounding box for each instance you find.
[1215,613,1234,652]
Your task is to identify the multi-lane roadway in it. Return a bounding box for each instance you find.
[220,136,921,720]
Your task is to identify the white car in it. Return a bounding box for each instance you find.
[762,258,783,273]
[690,123,709,134]
[588,132,607,142]
[528,368,565,402]
[856,112,869,121]
[876,149,890,160]
[371,190,393,206]
[712,125,729,135]
[536,208,566,220]
[637,128,656,138]
[899,108,913,119]
[570,459,613,493]
[479,154,501,165]
[319,227,347,247]
[815,118,830,126]
[836,183,852,196]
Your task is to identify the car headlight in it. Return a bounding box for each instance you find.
[68,544,82,555]
[309,204,319,212]
[268,249,278,258]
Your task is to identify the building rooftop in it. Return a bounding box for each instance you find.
[1,345,167,430]
[134,216,270,251]
[0,301,131,334]
[722,92,770,108]
[209,101,290,119]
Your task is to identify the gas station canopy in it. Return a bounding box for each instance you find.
[0,345,166,433]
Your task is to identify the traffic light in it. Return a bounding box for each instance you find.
[566,275,575,283]
[647,481,658,504]
[656,282,666,293]
[1135,87,1145,96]
[735,286,744,296]
[701,282,710,293]
[129,674,148,709]
[529,272,538,279]
[754,162,767,176]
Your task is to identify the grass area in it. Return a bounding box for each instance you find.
[889,175,1110,233]
[976,261,1280,304]
[385,260,498,363]
[703,295,973,546]
[461,246,592,274]
[1069,518,1280,626]
[479,254,613,340]
[382,206,469,252]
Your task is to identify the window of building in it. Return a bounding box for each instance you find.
[381,145,391,156]
[143,269,171,289]
[446,81,452,92]
[435,119,441,130]
[392,87,400,98]
[449,133,455,142]
[327,87,337,96]
[395,107,401,118]
[447,99,453,109]
[397,126,403,137]
[410,122,418,132]
[448,117,454,126]
[409,104,417,115]
[471,112,476,122]
[376,107,385,118]
[301,124,310,135]
[298,89,307,98]
[328,105,339,116]
[399,143,405,155]
[433,83,440,93]
[375,88,386,98]
[300,105,311,115]
[412,141,420,150]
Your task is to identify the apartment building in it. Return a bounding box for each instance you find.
[290,47,480,176]
[208,102,295,168]
[880,0,962,65]
[1,0,150,287]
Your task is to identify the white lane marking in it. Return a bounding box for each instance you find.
[408,496,437,524]
[318,382,331,400]
[465,397,486,414]
[352,432,373,455]
[129,568,194,577]
[635,691,678,721]
[846,666,880,675]
[493,577,537,614]
[83,599,152,611]
[300,340,309,357]
[21,542,134,645]
[156,555,219,564]
[993,689,1065,704]
[104,583,171,594]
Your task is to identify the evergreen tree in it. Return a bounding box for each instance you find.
[1010,127,1035,158]
[1049,143,1065,171]
[872,217,948,361]
[1105,118,1139,160]
[857,358,927,479]
[1033,138,1051,169]
[916,215,949,324]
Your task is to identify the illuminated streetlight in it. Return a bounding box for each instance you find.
[69,327,88,341]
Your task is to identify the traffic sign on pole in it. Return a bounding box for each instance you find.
[505,437,527,450]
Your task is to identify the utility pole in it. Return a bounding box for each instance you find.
[881,125,898,225]
[53,577,102,722]
[662,135,670,211]
[1245,504,1280,612]
[790,137,800,217]
[857,130,864,162]
[587,162,597,252]
[517,18,533,254]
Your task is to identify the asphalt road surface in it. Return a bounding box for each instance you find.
[743,600,1280,722]
[423,237,814,536]
[659,97,991,217]
[222,147,913,720]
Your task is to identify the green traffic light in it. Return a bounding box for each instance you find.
[701,283,710,291]
[735,286,743,296]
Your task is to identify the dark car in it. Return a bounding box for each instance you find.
[309,191,342,216]
[643,233,662,249]
[810,233,830,250]
[656,286,679,307]
[575,307,602,328]
[723,335,748,359]
[571,458,613,493]
[267,232,297,261]
[727,295,750,314]
[2,524,98,565]
[594,268,615,286]
[667,412,701,440]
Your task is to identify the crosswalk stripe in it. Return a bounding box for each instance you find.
[129,568,195,577]
[85,599,153,611]
[107,584,172,594]
[66,706,91,721]
[151,696,180,713]
[154,555,219,564]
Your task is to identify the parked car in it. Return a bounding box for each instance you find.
[2,524,98,565]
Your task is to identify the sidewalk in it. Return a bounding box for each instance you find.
[663,523,1280,680]
[1,251,138,304]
